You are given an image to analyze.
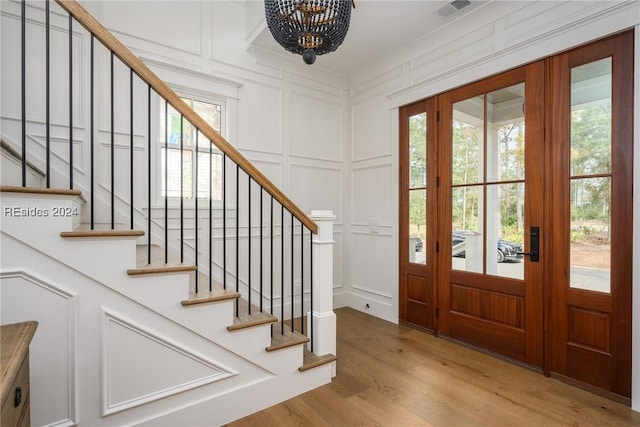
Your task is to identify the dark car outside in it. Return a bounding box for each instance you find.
[452,232,524,263]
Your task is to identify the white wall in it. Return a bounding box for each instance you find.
[2,0,638,412]
[94,0,350,313]
[0,0,349,315]
[345,0,639,411]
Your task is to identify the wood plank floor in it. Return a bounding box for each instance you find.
[228,307,640,426]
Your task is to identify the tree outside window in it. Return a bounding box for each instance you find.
[160,98,223,199]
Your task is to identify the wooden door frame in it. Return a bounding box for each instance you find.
[397,30,633,401]
[547,30,634,400]
[399,97,438,332]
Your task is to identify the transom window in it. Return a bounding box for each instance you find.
[160,97,223,199]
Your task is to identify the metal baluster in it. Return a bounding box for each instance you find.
[90,35,94,229]
[270,196,274,337]
[281,204,284,335]
[180,115,184,263]
[235,164,239,317]
[147,86,152,265]
[45,0,50,188]
[21,0,26,187]
[260,188,263,312]
[248,176,252,315]
[195,131,199,294]
[310,233,314,352]
[223,153,227,289]
[130,69,134,229]
[110,52,114,228]
[301,222,304,335]
[164,101,168,264]
[69,15,73,189]
[209,141,213,292]
[291,213,294,333]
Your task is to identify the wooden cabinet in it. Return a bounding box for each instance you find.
[1,321,38,427]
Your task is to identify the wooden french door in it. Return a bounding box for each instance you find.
[399,30,634,400]
[437,62,546,367]
[399,98,437,331]
[548,31,633,399]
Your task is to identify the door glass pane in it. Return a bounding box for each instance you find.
[570,58,612,176]
[408,111,427,265]
[569,58,612,293]
[409,189,426,264]
[452,186,483,273]
[486,183,525,279]
[452,96,484,185]
[570,177,611,292]
[487,83,525,182]
[409,113,427,188]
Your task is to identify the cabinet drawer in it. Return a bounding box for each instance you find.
[1,352,30,427]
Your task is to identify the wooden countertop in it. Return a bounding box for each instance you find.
[1,321,38,409]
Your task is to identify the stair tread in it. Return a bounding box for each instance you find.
[127,264,196,275]
[1,185,82,198]
[181,288,241,306]
[130,244,195,275]
[227,310,278,331]
[61,223,144,238]
[299,350,337,372]
[267,329,309,352]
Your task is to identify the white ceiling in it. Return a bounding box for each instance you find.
[251,0,489,76]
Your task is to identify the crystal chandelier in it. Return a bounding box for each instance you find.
[264,0,355,65]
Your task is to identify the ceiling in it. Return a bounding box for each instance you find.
[251,0,489,76]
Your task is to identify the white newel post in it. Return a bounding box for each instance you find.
[308,210,336,376]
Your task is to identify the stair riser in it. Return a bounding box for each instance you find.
[1,193,81,233]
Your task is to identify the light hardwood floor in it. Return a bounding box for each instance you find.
[228,307,640,426]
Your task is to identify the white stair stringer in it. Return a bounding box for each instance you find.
[0,191,333,425]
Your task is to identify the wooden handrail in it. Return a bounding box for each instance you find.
[56,0,317,234]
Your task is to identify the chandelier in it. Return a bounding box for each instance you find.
[264,0,355,65]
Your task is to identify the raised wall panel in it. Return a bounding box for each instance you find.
[410,24,495,74]
[351,164,392,226]
[0,272,77,427]
[1,11,84,126]
[352,98,391,162]
[351,233,393,299]
[290,165,342,224]
[290,92,343,162]
[249,159,283,189]
[102,309,235,415]
[100,1,202,56]
[237,82,282,154]
[503,2,605,48]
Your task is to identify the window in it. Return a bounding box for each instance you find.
[159,97,223,199]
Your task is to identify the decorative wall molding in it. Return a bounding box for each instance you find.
[99,1,204,57]
[386,0,638,107]
[142,56,243,97]
[101,307,236,416]
[350,164,392,227]
[0,270,78,426]
[289,91,344,163]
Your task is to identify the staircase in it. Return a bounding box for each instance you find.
[0,1,336,425]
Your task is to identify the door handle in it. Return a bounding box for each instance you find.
[517,226,540,262]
